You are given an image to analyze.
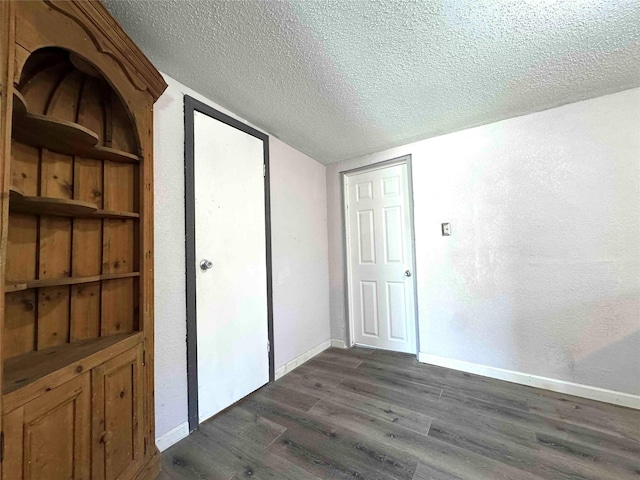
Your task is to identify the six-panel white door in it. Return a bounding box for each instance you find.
[347,164,417,353]
[194,110,269,423]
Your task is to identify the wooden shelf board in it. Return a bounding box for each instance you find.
[3,332,142,412]
[13,111,99,153]
[4,283,27,293]
[12,89,140,164]
[12,89,27,117]
[8,193,139,219]
[10,195,98,216]
[5,272,140,293]
[93,146,140,163]
[93,209,140,219]
[9,185,24,198]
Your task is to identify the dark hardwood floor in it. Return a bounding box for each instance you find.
[158,347,640,480]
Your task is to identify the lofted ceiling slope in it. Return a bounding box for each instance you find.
[103,0,640,165]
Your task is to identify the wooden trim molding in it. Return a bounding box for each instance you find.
[44,0,167,100]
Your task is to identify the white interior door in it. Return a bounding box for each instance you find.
[346,163,417,354]
[194,110,269,423]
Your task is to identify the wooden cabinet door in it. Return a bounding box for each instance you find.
[2,373,91,480]
[92,344,145,480]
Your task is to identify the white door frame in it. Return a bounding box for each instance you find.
[184,95,274,432]
[340,155,420,357]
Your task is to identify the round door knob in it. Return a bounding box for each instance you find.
[404,270,412,277]
[200,259,213,271]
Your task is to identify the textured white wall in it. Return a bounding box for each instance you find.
[153,76,189,440]
[153,74,330,442]
[270,138,331,367]
[327,88,640,395]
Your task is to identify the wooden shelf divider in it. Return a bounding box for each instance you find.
[9,191,139,219]
[10,195,99,216]
[93,209,140,219]
[93,145,140,163]
[5,283,27,293]
[12,88,28,117]
[5,272,140,293]
[9,185,24,198]
[13,110,99,154]
[11,89,140,164]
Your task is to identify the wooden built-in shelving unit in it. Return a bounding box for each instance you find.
[0,5,167,473]
[0,3,167,477]
[4,47,143,373]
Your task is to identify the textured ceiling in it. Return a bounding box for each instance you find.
[103,0,640,164]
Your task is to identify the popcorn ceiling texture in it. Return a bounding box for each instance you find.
[104,0,640,164]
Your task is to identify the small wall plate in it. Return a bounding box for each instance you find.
[441,223,451,236]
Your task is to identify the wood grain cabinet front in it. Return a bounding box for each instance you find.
[91,345,145,480]
[2,373,92,480]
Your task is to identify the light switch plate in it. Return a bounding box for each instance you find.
[441,223,451,236]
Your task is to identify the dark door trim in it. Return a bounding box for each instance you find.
[184,95,274,432]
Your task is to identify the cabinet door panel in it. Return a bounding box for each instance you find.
[2,407,24,480]
[3,374,91,480]
[92,345,144,480]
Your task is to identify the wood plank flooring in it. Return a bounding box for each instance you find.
[159,347,640,480]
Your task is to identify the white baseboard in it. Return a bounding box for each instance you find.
[156,421,189,452]
[275,339,331,380]
[418,353,640,410]
[330,339,347,349]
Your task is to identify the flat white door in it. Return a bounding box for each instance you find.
[346,163,417,353]
[194,110,269,423]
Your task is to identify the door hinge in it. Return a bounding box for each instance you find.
[267,340,270,353]
[263,164,266,177]
[143,349,146,367]
[1,431,4,463]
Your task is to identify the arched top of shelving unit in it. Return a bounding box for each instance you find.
[14,47,140,160]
